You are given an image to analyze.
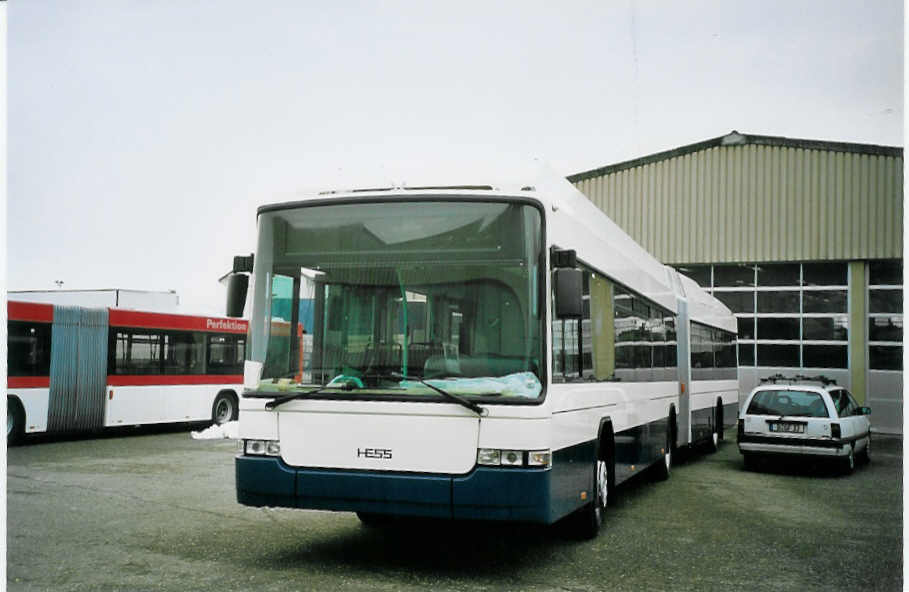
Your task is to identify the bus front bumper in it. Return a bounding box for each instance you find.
[235,455,554,524]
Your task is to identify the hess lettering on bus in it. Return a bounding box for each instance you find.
[357,447,392,459]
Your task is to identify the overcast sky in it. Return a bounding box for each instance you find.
[7,0,904,315]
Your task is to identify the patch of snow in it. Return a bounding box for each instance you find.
[191,421,239,440]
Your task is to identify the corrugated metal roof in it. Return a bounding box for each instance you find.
[569,132,903,264]
[568,131,903,183]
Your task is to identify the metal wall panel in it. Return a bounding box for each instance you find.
[572,142,903,265]
[48,306,108,433]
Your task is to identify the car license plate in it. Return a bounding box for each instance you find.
[769,422,805,434]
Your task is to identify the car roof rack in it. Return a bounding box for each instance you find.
[759,373,837,386]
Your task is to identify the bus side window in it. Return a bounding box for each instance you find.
[589,274,615,380]
[8,321,52,377]
[112,330,164,375]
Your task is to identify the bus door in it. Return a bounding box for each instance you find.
[47,306,109,433]
[675,298,692,446]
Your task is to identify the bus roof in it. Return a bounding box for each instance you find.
[675,273,737,333]
[7,301,248,334]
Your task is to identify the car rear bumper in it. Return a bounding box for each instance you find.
[235,455,555,523]
[738,434,865,457]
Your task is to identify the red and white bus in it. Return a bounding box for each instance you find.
[6,300,248,443]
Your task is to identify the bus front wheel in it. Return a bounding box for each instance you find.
[567,457,609,539]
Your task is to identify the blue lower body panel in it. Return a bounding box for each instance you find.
[236,456,554,524]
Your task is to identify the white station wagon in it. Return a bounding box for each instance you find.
[737,377,871,473]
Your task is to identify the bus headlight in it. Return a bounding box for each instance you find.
[244,439,281,457]
[477,448,501,465]
[477,448,552,468]
[500,450,523,466]
[527,450,552,468]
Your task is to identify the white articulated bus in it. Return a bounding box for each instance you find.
[230,169,737,537]
[7,301,247,443]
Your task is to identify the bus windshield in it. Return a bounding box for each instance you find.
[247,199,544,400]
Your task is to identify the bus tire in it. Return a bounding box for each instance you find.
[568,455,610,540]
[717,401,725,442]
[653,411,674,482]
[7,396,25,446]
[705,404,720,453]
[211,391,238,425]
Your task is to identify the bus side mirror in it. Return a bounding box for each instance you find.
[226,274,249,318]
[555,268,583,319]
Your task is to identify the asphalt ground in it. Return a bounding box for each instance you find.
[6,427,903,592]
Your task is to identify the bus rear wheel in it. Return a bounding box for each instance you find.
[211,392,238,425]
[7,397,24,445]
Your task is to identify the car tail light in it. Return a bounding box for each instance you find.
[831,423,841,439]
[737,419,744,440]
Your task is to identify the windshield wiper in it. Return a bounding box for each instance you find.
[388,372,487,417]
[264,382,355,410]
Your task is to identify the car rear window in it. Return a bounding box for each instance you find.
[746,389,829,418]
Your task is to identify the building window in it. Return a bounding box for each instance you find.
[757,263,800,287]
[869,260,902,371]
[757,344,800,367]
[803,262,848,286]
[803,290,847,313]
[714,291,755,313]
[694,261,852,370]
[738,343,755,366]
[869,316,902,342]
[803,317,848,341]
[757,291,800,313]
[869,260,902,286]
[870,345,901,371]
[737,317,755,340]
[757,318,800,340]
[802,345,848,369]
[869,289,902,314]
[713,264,755,288]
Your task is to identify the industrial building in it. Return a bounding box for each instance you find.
[569,131,903,433]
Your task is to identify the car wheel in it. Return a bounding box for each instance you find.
[859,436,871,465]
[841,445,855,475]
